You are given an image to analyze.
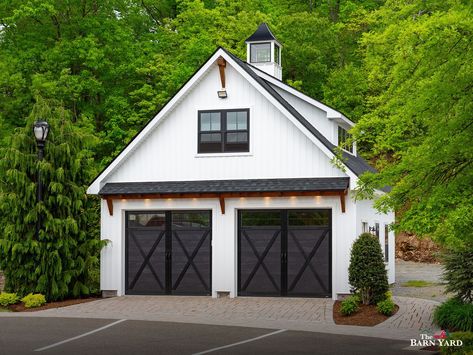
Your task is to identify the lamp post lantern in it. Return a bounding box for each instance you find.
[33,120,49,238]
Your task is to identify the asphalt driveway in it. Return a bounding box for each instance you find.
[0,317,426,355]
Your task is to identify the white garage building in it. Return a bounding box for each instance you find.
[87,24,395,300]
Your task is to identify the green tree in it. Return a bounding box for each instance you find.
[350,0,473,248]
[0,98,103,300]
[349,233,389,305]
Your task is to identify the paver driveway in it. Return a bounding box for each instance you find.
[1,295,439,341]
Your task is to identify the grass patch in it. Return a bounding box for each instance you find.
[402,280,440,287]
[0,307,11,312]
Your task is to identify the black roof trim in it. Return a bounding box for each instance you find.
[99,177,350,196]
[221,48,376,178]
[245,23,277,42]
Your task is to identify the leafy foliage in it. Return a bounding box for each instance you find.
[0,293,19,307]
[377,298,396,316]
[434,298,473,332]
[348,233,389,305]
[21,293,46,308]
[340,294,360,316]
[350,0,473,249]
[0,99,104,301]
[442,247,473,303]
[440,332,473,355]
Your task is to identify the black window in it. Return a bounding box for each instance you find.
[338,126,353,153]
[198,109,249,153]
[250,43,271,63]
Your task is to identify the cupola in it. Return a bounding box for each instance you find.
[245,23,282,80]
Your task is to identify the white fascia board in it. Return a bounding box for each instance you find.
[329,115,355,128]
[249,66,355,126]
[87,49,227,194]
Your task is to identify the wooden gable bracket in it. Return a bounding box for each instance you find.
[339,189,348,213]
[217,56,226,89]
[106,198,114,216]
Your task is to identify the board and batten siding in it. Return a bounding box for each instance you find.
[356,199,396,284]
[272,86,338,145]
[107,63,346,184]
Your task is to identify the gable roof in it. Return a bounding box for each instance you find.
[245,23,277,42]
[221,48,376,177]
[88,47,376,194]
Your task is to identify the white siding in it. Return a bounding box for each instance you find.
[107,63,346,184]
[356,199,396,284]
[272,86,337,145]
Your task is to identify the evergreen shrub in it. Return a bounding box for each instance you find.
[348,233,389,305]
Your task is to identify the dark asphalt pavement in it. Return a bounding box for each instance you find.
[0,317,428,355]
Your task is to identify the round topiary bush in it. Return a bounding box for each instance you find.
[349,233,389,305]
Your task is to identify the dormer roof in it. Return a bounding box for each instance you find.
[245,23,277,42]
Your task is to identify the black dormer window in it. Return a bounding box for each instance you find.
[198,109,249,153]
[250,43,271,63]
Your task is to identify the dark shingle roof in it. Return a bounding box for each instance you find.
[221,48,377,178]
[99,177,349,196]
[245,23,277,42]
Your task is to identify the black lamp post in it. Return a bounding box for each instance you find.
[33,120,49,237]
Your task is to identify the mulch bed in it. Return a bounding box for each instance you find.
[7,297,100,312]
[333,300,399,326]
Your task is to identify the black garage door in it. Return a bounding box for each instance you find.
[238,209,331,297]
[126,211,211,295]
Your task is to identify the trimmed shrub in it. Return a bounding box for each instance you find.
[434,298,473,332]
[0,292,19,307]
[348,233,389,305]
[442,247,473,303]
[377,299,396,316]
[440,332,473,355]
[21,293,46,308]
[340,295,360,316]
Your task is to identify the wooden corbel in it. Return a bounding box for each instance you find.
[106,198,114,216]
[219,195,226,214]
[217,56,226,89]
[339,189,347,213]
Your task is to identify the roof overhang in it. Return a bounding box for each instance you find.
[99,178,350,215]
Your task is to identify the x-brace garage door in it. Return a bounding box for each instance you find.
[238,209,331,297]
[126,211,211,295]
